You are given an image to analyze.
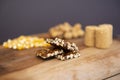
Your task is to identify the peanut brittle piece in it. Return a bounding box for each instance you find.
[46,38,79,52]
[56,51,80,61]
[36,47,64,59]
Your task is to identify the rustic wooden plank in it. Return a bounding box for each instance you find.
[105,74,120,80]
[0,33,50,75]
[0,33,120,80]
[0,33,85,76]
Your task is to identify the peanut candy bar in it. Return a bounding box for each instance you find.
[46,38,79,52]
[56,51,80,61]
[36,47,64,59]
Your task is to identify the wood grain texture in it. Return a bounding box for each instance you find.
[105,74,120,80]
[0,33,120,80]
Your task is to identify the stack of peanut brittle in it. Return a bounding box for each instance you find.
[36,38,80,61]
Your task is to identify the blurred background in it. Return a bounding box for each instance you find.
[0,0,120,43]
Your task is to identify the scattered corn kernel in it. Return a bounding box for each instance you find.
[2,36,50,50]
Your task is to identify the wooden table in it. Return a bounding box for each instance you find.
[0,33,120,80]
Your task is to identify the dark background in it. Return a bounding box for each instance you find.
[0,0,120,43]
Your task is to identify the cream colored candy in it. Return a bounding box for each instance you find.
[95,24,113,49]
[77,30,84,36]
[64,32,72,39]
[49,22,84,39]
[95,27,108,48]
[72,23,83,38]
[99,24,113,44]
[63,22,72,32]
[84,26,97,47]
[72,30,78,38]
[73,23,82,31]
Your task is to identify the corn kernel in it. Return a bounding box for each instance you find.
[2,36,51,50]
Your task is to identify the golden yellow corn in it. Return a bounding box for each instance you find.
[2,36,50,50]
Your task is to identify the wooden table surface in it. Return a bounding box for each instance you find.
[0,33,120,80]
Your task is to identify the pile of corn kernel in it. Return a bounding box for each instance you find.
[3,36,50,50]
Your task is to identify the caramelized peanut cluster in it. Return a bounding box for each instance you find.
[36,38,80,60]
[49,22,84,39]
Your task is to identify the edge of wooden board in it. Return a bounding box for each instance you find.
[0,33,120,80]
